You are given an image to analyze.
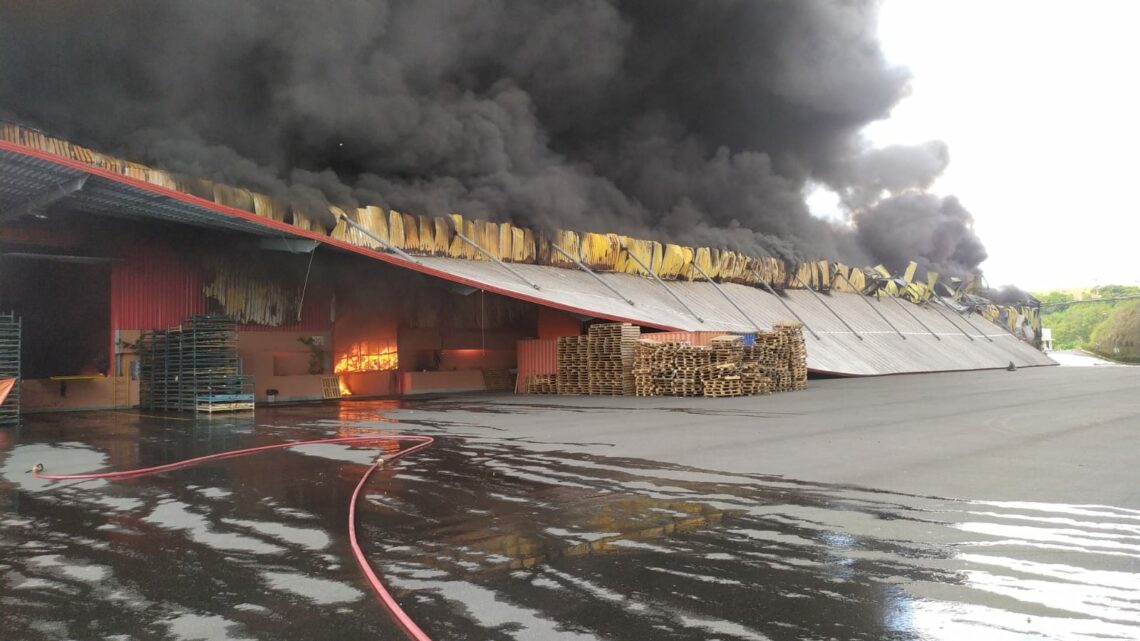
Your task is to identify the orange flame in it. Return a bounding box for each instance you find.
[334,341,398,374]
[338,377,353,396]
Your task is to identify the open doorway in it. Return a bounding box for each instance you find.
[0,256,111,378]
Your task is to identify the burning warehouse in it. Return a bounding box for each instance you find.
[0,1,1051,420]
[0,120,1049,418]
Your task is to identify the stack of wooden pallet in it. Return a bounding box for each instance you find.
[697,336,743,397]
[0,312,20,426]
[139,315,254,414]
[587,323,639,395]
[525,374,558,394]
[737,365,771,395]
[557,336,588,394]
[710,335,745,364]
[703,373,743,397]
[738,338,772,396]
[670,344,710,397]
[774,321,809,391]
[748,330,790,392]
[483,368,514,391]
[633,340,661,396]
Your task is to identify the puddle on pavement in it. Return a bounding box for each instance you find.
[1,401,1137,640]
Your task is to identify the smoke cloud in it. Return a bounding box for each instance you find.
[0,0,987,275]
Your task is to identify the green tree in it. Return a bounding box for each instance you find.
[1089,300,1140,362]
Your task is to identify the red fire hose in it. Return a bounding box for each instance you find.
[32,434,436,641]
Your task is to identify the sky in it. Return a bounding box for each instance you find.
[812,0,1140,292]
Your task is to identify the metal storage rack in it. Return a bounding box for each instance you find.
[139,315,254,414]
[0,312,20,425]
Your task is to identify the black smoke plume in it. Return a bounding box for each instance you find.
[0,0,986,275]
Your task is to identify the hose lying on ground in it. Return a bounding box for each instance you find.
[33,434,436,641]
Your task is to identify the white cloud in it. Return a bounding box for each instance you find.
[868,0,1140,290]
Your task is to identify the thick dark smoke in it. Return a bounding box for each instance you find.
[854,193,987,276]
[0,0,986,275]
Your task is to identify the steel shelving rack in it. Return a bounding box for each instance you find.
[0,312,20,425]
[139,315,253,414]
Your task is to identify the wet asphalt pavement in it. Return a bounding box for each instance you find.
[2,367,1139,640]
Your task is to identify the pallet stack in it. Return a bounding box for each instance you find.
[525,374,558,394]
[483,368,514,391]
[587,323,639,395]
[670,344,710,397]
[633,340,661,396]
[774,321,809,391]
[557,336,588,394]
[0,312,21,426]
[737,365,771,396]
[738,338,772,396]
[139,315,254,414]
[551,321,805,399]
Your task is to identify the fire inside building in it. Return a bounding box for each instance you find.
[0,122,1051,419]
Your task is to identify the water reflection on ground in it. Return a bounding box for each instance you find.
[1,402,1136,640]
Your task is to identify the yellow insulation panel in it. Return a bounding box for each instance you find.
[416,216,435,253]
[549,230,580,266]
[688,247,716,280]
[818,260,831,289]
[617,237,655,276]
[903,261,918,284]
[433,218,451,254]
[581,232,619,270]
[832,263,850,292]
[498,223,514,261]
[659,244,688,279]
[461,220,478,259]
[476,220,500,259]
[252,193,288,222]
[511,227,529,262]
[291,208,316,232]
[402,213,420,250]
[330,211,349,244]
[388,210,406,248]
[212,184,254,213]
[446,215,466,258]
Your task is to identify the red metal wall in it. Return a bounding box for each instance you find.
[110,243,331,333]
[111,245,206,330]
[537,306,581,339]
[515,338,558,392]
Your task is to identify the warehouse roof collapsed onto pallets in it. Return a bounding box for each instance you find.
[0,120,1054,376]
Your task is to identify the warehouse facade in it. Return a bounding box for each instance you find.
[0,124,1053,414]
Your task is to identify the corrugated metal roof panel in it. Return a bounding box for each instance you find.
[406,256,1053,375]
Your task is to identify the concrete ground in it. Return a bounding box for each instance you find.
[397,365,1140,507]
[5,365,1139,640]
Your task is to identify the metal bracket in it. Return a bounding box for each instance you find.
[619,243,703,324]
[338,214,422,265]
[0,175,88,222]
[550,243,635,306]
[449,223,541,291]
[833,271,906,340]
[929,300,976,341]
[757,279,820,341]
[887,296,942,340]
[687,259,763,332]
[791,273,862,340]
[954,308,996,343]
